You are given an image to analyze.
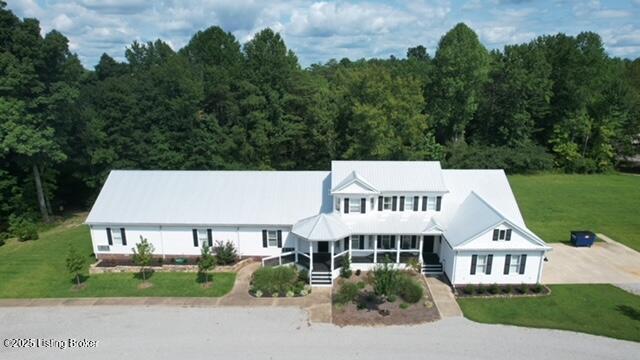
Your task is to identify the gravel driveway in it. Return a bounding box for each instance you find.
[1,307,638,360]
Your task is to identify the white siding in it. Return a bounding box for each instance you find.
[453,251,544,285]
[440,238,456,282]
[456,223,545,251]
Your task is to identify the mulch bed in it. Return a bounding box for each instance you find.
[454,284,551,298]
[332,271,440,326]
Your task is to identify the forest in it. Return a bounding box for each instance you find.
[1,2,639,233]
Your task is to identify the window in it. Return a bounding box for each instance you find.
[349,198,361,213]
[400,235,415,249]
[367,235,375,249]
[475,255,488,274]
[509,255,521,274]
[404,197,414,211]
[197,229,208,245]
[112,230,122,244]
[370,198,375,210]
[351,235,362,249]
[427,197,436,211]
[267,230,278,247]
[383,197,392,210]
[335,197,340,211]
[380,235,394,249]
[493,228,512,240]
[335,241,342,253]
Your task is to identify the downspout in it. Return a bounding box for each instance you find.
[537,250,545,284]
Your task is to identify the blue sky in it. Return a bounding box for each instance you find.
[8,0,640,68]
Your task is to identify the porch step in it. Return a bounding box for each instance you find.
[310,271,332,286]
[422,263,443,275]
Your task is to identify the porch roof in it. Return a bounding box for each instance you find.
[292,213,351,241]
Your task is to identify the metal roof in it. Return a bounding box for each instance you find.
[85,170,332,226]
[331,161,448,193]
[292,213,351,241]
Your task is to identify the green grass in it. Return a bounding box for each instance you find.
[0,223,235,298]
[509,173,640,251]
[458,284,640,342]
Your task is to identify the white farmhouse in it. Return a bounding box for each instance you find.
[86,161,550,286]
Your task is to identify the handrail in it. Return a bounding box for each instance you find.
[333,249,349,259]
[261,251,295,267]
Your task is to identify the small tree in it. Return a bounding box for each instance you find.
[340,255,352,278]
[198,244,216,286]
[213,240,238,265]
[66,245,85,286]
[132,236,155,283]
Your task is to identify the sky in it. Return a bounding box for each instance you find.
[7,0,640,68]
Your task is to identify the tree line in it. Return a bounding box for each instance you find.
[0,2,639,231]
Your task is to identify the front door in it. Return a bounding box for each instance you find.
[423,236,435,254]
[317,241,329,253]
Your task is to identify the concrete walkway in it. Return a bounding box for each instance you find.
[0,260,333,323]
[424,275,462,318]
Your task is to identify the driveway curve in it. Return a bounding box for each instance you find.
[1,306,637,360]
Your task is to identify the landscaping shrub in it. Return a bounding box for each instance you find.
[298,269,309,283]
[286,290,295,298]
[0,233,6,246]
[503,284,513,294]
[397,276,423,304]
[488,283,499,295]
[399,303,410,309]
[531,283,544,294]
[356,281,366,289]
[387,294,397,302]
[355,269,361,276]
[213,240,238,265]
[340,255,352,278]
[373,260,399,296]
[251,266,298,296]
[476,284,486,295]
[517,283,528,294]
[254,290,263,298]
[9,216,38,241]
[335,282,360,304]
[406,258,421,274]
[463,284,475,295]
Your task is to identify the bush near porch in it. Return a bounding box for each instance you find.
[250,266,310,297]
[0,216,236,298]
[458,284,640,342]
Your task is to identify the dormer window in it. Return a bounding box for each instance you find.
[426,197,436,211]
[349,198,361,213]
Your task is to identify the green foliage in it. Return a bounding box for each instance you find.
[198,244,216,284]
[397,275,424,303]
[8,215,38,241]
[213,240,237,265]
[334,282,360,305]
[372,259,400,297]
[132,236,155,282]
[251,266,299,297]
[399,302,410,309]
[406,258,422,274]
[65,244,85,286]
[340,255,352,278]
[445,142,554,174]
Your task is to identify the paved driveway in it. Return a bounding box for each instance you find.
[543,234,640,284]
[0,307,637,360]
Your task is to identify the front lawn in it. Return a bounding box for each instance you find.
[0,221,235,298]
[509,173,640,251]
[458,284,640,342]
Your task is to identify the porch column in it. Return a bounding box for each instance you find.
[295,236,299,263]
[309,242,313,272]
[373,236,378,264]
[396,234,401,263]
[348,237,352,260]
[419,235,424,263]
[330,241,335,272]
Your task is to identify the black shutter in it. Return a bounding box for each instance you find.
[377,235,381,248]
[470,255,477,275]
[193,229,199,247]
[413,196,419,211]
[486,254,493,275]
[345,237,350,250]
[120,228,127,246]
[436,196,442,211]
[361,198,366,214]
[492,229,499,241]
[359,236,365,250]
[506,229,512,241]
[411,235,417,249]
[390,235,396,249]
[399,196,405,211]
[392,196,397,211]
[207,229,213,247]
[422,196,427,211]
[106,228,113,245]
[519,254,527,274]
[344,198,349,214]
[504,254,511,274]
[378,196,383,211]
[277,230,282,248]
[262,230,267,248]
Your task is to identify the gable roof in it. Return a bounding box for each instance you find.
[331,161,448,193]
[85,170,331,226]
[292,213,350,241]
[444,191,545,248]
[331,171,379,194]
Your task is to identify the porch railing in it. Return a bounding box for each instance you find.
[262,251,310,268]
